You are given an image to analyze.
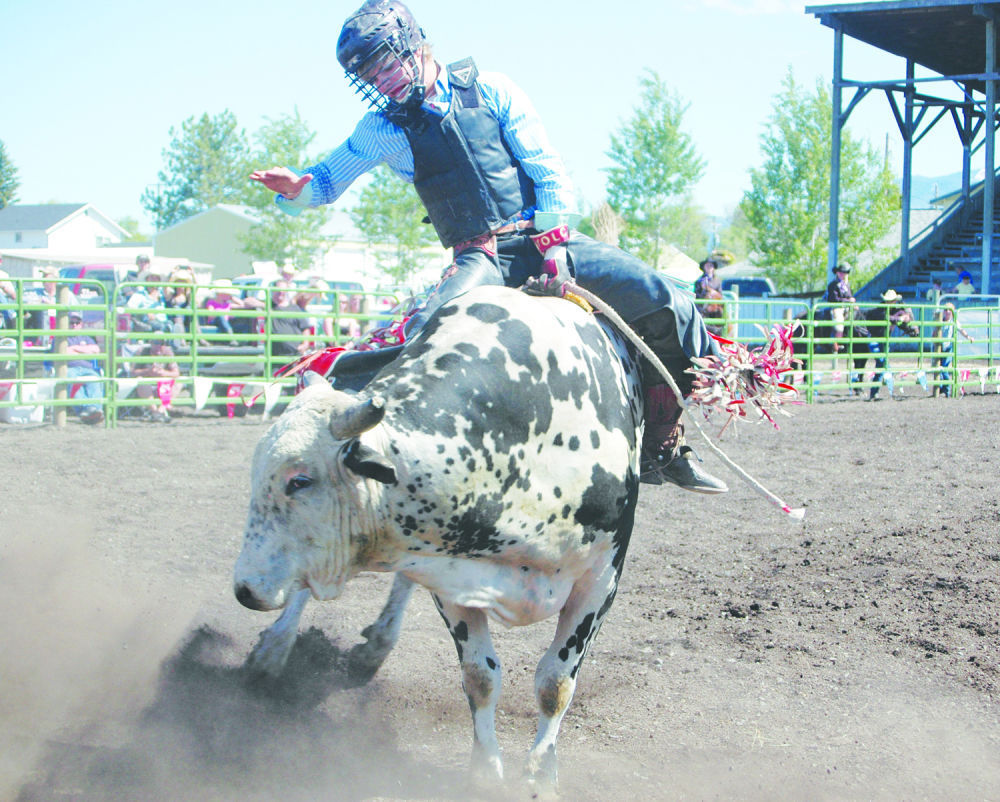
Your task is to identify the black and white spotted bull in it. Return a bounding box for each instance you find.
[233,286,643,790]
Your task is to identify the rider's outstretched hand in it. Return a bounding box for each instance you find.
[250,167,313,200]
[523,224,572,298]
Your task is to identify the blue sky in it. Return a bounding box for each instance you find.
[1,0,973,232]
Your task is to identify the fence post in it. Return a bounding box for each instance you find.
[54,286,73,427]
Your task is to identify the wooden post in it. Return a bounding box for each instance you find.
[54,286,72,427]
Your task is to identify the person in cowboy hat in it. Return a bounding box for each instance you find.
[861,288,917,400]
[825,262,856,351]
[931,302,974,397]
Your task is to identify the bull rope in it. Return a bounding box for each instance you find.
[564,283,805,521]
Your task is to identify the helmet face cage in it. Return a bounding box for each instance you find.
[346,38,423,111]
[341,5,425,112]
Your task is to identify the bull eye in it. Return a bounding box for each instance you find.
[285,474,313,496]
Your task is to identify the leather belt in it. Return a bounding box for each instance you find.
[493,219,535,236]
[453,219,534,256]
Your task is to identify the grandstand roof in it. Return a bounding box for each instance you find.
[807,1,1000,93]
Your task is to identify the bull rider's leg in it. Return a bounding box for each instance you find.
[433,597,504,781]
[630,309,728,493]
[559,233,726,493]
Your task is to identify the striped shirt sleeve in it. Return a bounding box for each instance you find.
[277,66,578,218]
[276,113,415,214]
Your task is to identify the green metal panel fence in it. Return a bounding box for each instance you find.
[2,277,998,426]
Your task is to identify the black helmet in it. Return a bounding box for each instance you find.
[337,0,426,111]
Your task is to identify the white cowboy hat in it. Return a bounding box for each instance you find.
[880,289,903,303]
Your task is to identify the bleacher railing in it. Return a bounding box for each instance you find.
[2,278,999,426]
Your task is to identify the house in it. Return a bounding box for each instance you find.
[155,203,450,288]
[154,204,260,280]
[0,203,143,278]
[0,203,128,251]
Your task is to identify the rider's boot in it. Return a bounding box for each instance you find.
[639,384,727,493]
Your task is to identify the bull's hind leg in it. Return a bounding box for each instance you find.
[434,597,504,781]
[527,563,622,794]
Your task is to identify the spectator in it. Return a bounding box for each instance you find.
[29,267,77,347]
[130,339,180,422]
[202,280,240,343]
[292,284,323,350]
[127,266,170,332]
[825,262,856,351]
[925,277,943,304]
[340,293,365,339]
[164,266,196,335]
[64,310,105,424]
[931,302,974,398]
[694,258,724,336]
[954,270,976,296]
[862,289,917,401]
[269,280,311,359]
[0,267,18,330]
[303,278,337,344]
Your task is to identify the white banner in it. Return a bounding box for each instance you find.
[263,383,283,419]
[115,378,138,399]
[192,377,213,411]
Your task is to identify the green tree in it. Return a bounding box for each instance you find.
[605,70,706,266]
[0,139,20,209]
[241,109,331,271]
[116,216,148,243]
[715,206,753,264]
[740,71,900,292]
[141,110,251,230]
[349,165,438,284]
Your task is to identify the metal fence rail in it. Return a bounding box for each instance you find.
[2,277,998,426]
[1,278,405,426]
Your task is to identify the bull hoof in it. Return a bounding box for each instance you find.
[524,747,558,799]
[345,638,393,685]
[244,628,298,678]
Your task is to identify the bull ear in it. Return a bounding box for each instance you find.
[343,440,397,485]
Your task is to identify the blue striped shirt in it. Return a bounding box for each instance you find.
[277,66,578,221]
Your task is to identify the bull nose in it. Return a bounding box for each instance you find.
[235,583,268,611]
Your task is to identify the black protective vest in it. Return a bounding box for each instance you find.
[384,58,536,247]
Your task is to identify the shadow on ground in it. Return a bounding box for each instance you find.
[17,626,468,801]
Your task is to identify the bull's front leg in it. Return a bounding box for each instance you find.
[347,573,415,682]
[245,587,310,676]
[527,563,621,796]
[433,597,503,782]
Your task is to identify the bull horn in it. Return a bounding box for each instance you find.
[302,370,328,388]
[329,394,387,440]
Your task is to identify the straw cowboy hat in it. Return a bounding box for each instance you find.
[212,279,236,297]
[880,289,904,303]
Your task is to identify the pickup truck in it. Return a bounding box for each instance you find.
[58,264,130,297]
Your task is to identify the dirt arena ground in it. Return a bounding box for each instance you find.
[1,393,997,801]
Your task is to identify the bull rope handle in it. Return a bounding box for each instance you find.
[565,282,805,521]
